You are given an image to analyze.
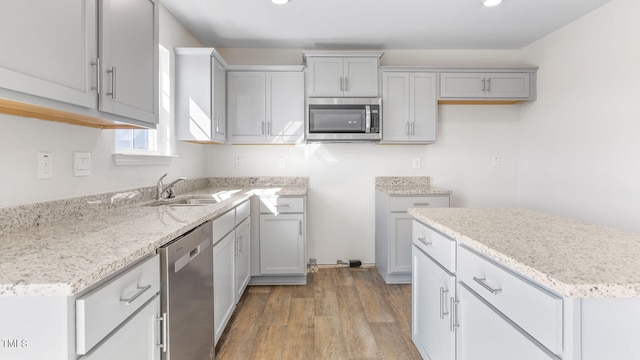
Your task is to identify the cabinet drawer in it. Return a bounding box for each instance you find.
[236,200,250,224]
[213,209,235,243]
[390,196,449,212]
[457,246,563,354]
[260,196,304,214]
[76,255,160,355]
[412,221,455,273]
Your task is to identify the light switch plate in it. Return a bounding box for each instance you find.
[74,152,91,176]
[412,157,421,169]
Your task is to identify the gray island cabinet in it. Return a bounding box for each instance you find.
[375,176,451,284]
[409,207,640,360]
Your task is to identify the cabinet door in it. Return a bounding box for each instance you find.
[389,213,413,274]
[234,218,251,303]
[382,72,410,142]
[80,296,160,360]
[440,73,485,98]
[175,50,212,141]
[485,73,530,99]
[228,71,266,143]
[213,231,236,344]
[212,59,227,142]
[412,246,455,360]
[259,214,305,275]
[343,57,379,97]
[0,0,97,108]
[456,284,555,360]
[306,57,344,97]
[266,72,304,143]
[99,0,158,125]
[410,73,437,142]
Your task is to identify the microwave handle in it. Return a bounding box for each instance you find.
[365,105,371,133]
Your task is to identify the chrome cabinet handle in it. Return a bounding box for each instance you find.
[473,276,502,295]
[417,236,432,246]
[299,220,303,235]
[261,121,265,135]
[275,204,290,208]
[106,66,117,98]
[410,122,415,135]
[339,77,343,91]
[120,284,151,305]
[487,78,492,92]
[482,78,486,92]
[268,122,272,136]
[157,312,167,352]
[413,202,430,206]
[90,58,101,94]
[450,297,459,332]
[440,287,449,319]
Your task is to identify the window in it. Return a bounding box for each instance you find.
[114,44,171,156]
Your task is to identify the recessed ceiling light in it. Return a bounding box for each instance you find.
[483,0,502,7]
[272,0,290,4]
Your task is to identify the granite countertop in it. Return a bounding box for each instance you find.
[0,180,307,297]
[375,176,452,195]
[408,207,640,298]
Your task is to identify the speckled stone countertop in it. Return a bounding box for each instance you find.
[408,207,640,298]
[0,177,307,297]
[375,176,452,195]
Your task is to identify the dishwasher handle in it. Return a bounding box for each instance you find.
[174,239,210,273]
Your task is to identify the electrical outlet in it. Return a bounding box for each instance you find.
[278,157,286,169]
[37,152,53,180]
[412,157,421,169]
[235,157,243,169]
[492,155,501,168]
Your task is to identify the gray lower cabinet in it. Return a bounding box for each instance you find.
[249,196,306,285]
[375,191,450,284]
[212,200,251,345]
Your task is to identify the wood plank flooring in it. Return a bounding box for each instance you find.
[215,267,421,360]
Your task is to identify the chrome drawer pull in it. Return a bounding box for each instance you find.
[157,312,167,352]
[106,66,117,98]
[413,202,430,206]
[417,237,432,246]
[440,287,449,319]
[275,204,291,207]
[450,297,459,332]
[120,284,152,305]
[473,276,502,295]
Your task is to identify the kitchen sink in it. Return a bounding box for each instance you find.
[145,196,222,207]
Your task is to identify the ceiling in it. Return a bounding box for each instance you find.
[160,0,612,50]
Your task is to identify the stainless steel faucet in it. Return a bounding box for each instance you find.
[156,173,187,200]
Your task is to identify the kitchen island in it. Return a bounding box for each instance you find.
[409,207,640,360]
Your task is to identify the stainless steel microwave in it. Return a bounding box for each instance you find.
[306,98,382,141]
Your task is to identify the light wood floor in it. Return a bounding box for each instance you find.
[215,267,422,360]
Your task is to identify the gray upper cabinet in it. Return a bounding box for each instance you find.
[304,51,383,97]
[440,71,534,100]
[0,0,97,109]
[382,71,437,144]
[175,48,227,143]
[0,0,159,128]
[227,67,304,144]
[98,0,158,125]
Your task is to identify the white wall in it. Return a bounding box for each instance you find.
[211,49,524,265]
[0,5,205,208]
[518,0,640,232]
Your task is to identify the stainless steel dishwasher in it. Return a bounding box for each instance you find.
[158,221,215,360]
